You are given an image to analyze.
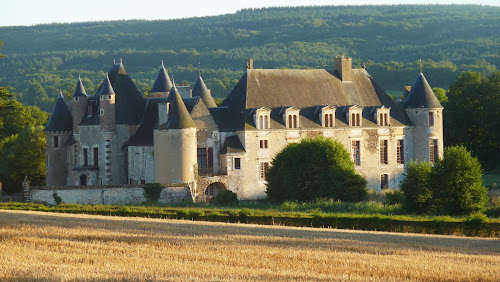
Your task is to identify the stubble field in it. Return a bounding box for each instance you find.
[0,209,499,281]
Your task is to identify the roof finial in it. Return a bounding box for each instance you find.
[171,74,175,86]
[418,59,423,73]
[161,60,164,68]
[78,73,81,80]
[113,59,116,64]
[198,61,201,76]
[120,58,123,64]
[362,61,366,69]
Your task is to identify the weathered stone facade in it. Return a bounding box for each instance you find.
[45,57,443,202]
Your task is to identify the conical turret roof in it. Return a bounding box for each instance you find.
[404,71,442,109]
[73,78,87,97]
[98,75,115,96]
[192,75,217,108]
[165,85,195,129]
[150,62,173,93]
[45,92,73,132]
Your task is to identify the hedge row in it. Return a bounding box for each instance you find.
[1,202,498,237]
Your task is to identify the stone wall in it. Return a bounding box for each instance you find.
[30,184,192,205]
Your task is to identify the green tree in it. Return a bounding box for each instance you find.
[266,136,367,202]
[399,161,433,214]
[432,87,448,104]
[0,126,46,193]
[430,146,489,215]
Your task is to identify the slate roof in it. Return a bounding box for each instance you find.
[161,86,195,129]
[150,62,173,94]
[221,135,245,154]
[73,78,88,97]
[404,71,443,109]
[45,92,73,132]
[98,75,115,96]
[192,76,217,108]
[219,68,411,131]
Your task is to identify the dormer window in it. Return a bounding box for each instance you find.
[107,95,112,100]
[283,107,300,129]
[375,106,391,126]
[320,106,336,128]
[254,107,271,130]
[100,109,104,116]
[87,105,92,116]
[100,95,104,101]
[74,97,79,102]
[347,105,362,127]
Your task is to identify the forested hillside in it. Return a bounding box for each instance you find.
[0,5,499,111]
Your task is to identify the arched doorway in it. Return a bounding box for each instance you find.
[79,174,87,186]
[204,182,226,202]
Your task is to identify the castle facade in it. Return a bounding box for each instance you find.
[45,57,443,201]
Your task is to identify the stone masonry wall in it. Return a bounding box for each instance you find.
[30,184,192,205]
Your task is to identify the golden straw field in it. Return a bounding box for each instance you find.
[0,210,499,281]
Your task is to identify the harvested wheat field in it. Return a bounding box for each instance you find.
[0,210,499,281]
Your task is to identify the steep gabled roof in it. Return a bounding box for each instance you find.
[45,92,73,132]
[73,78,87,97]
[163,86,195,129]
[150,62,173,94]
[220,68,410,130]
[404,71,443,109]
[192,76,217,108]
[221,135,245,154]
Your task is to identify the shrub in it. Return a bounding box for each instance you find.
[143,183,163,204]
[400,161,433,213]
[52,192,62,205]
[430,146,489,215]
[385,190,405,205]
[266,136,367,202]
[214,190,238,205]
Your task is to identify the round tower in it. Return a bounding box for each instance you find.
[404,71,444,163]
[154,85,197,184]
[98,75,116,132]
[45,92,73,186]
[72,77,88,133]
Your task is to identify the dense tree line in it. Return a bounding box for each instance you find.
[0,5,498,111]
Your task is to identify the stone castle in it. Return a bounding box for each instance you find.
[45,57,443,201]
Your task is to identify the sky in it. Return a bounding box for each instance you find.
[1,0,499,27]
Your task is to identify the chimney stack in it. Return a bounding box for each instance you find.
[334,55,352,82]
[247,58,254,69]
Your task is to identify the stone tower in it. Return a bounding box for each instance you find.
[72,77,88,133]
[45,92,73,186]
[404,71,444,163]
[154,85,197,184]
[98,75,116,132]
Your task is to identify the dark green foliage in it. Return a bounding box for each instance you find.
[266,137,367,202]
[214,190,238,205]
[52,192,62,205]
[385,190,405,205]
[400,161,433,213]
[432,87,448,104]
[430,146,489,215]
[445,72,500,169]
[142,183,163,204]
[0,5,499,112]
[400,146,489,216]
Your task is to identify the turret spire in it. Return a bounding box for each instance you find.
[45,91,73,132]
[192,75,217,108]
[150,61,173,94]
[404,71,442,109]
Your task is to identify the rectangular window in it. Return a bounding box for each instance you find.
[381,174,389,190]
[234,157,241,170]
[87,105,92,116]
[131,147,136,170]
[197,148,207,169]
[397,139,404,165]
[53,136,59,148]
[428,111,434,126]
[259,140,268,149]
[380,140,388,165]
[429,139,438,163]
[93,147,99,168]
[260,162,270,180]
[352,141,360,166]
[100,108,104,116]
[83,148,88,167]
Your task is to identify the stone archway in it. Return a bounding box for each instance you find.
[204,182,227,202]
[195,175,229,203]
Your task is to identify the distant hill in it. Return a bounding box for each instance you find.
[0,5,499,111]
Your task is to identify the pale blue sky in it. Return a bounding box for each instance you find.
[1,0,499,27]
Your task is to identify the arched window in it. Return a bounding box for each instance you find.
[259,115,263,129]
[264,115,268,129]
[324,114,329,127]
[384,113,388,126]
[380,113,384,126]
[288,115,292,128]
[356,113,361,126]
[351,113,356,126]
[293,115,297,128]
[329,114,333,127]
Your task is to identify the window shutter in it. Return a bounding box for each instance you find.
[208,147,213,169]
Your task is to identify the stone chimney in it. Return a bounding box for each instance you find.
[247,58,254,69]
[334,55,352,82]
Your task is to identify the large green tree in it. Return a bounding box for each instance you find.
[445,71,500,169]
[399,161,433,214]
[266,137,367,202]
